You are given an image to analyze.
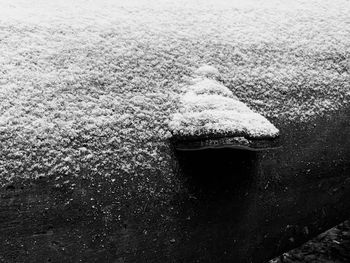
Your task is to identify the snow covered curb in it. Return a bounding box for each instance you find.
[1,0,349,182]
[169,66,280,140]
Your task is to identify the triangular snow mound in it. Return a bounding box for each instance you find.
[169,67,279,140]
[184,79,237,99]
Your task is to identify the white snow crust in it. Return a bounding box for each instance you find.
[0,0,349,183]
[169,74,279,138]
[194,65,220,78]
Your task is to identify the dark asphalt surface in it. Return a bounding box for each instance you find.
[269,220,350,263]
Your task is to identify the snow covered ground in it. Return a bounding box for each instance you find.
[0,0,350,182]
[169,69,280,139]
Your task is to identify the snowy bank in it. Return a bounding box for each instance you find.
[0,0,349,182]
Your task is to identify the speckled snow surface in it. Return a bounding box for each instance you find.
[0,0,350,182]
[169,70,279,139]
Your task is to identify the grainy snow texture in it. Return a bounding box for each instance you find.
[0,0,350,182]
[169,73,279,139]
[194,65,220,78]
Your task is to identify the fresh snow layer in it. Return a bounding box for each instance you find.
[171,110,279,138]
[169,77,279,139]
[0,0,350,182]
[184,79,237,99]
[194,65,220,78]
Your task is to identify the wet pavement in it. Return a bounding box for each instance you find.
[269,220,350,263]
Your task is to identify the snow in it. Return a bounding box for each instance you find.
[169,71,279,139]
[0,0,350,183]
[179,93,242,112]
[184,79,237,99]
[170,110,279,138]
[194,65,220,78]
